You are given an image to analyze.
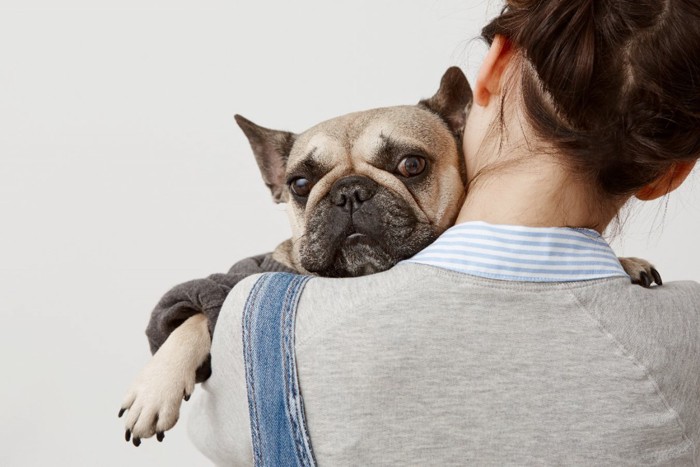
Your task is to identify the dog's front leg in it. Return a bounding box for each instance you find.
[119,313,211,446]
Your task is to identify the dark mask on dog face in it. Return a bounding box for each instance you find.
[236,67,472,277]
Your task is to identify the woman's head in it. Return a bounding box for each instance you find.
[461,0,700,227]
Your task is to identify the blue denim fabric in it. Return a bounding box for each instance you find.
[242,273,316,467]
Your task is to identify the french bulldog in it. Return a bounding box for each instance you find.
[119,67,661,446]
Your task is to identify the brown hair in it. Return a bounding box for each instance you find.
[482,0,700,196]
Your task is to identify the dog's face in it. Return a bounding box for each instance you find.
[236,67,472,277]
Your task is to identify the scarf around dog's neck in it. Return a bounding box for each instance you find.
[404,221,629,282]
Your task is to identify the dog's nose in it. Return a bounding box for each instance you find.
[330,176,378,212]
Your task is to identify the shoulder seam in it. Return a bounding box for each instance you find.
[566,287,698,465]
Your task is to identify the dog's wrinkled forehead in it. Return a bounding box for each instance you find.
[288,105,455,177]
[234,66,471,207]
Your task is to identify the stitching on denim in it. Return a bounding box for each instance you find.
[291,277,316,466]
[244,273,316,467]
[283,278,302,463]
[242,273,270,466]
[282,275,315,466]
[243,274,267,465]
[280,276,303,463]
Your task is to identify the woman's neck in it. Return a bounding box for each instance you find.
[455,156,620,233]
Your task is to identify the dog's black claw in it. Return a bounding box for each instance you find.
[133,437,141,447]
[118,408,126,418]
[125,429,131,442]
[184,394,191,402]
[157,431,165,442]
[651,268,663,286]
[640,271,651,288]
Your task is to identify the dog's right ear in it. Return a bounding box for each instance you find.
[418,66,473,140]
[235,114,296,204]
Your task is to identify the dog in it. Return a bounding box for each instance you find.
[119,67,661,445]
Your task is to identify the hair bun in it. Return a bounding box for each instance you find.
[482,0,700,195]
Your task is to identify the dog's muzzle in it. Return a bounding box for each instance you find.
[299,174,437,277]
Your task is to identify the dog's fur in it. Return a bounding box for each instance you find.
[120,67,660,444]
[240,74,472,278]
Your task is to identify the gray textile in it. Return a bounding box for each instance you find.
[188,262,700,466]
[145,253,293,382]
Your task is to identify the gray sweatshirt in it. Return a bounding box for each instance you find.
[188,263,700,465]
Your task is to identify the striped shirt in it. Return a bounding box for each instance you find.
[405,221,629,282]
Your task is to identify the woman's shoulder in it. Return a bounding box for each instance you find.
[644,278,700,299]
[658,279,700,312]
[569,277,700,346]
[573,277,700,318]
[570,278,700,447]
[670,279,700,300]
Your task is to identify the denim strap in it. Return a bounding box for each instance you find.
[242,273,316,467]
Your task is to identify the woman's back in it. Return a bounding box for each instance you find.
[191,251,700,465]
[296,265,699,465]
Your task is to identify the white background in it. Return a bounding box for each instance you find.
[1,1,698,466]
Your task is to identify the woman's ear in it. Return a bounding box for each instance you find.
[635,160,697,201]
[475,35,514,107]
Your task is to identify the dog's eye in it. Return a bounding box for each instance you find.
[290,177,313,197]
[397,156,427,177]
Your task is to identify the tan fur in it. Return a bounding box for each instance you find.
[121,314,210,440]
[619,257,659,285]
[271,239,308,273]
[279,106,465,267]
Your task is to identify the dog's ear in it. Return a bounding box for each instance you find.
[235,114,296,204]
[418,66,473,139]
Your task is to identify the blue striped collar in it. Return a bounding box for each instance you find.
[405,221,629,282]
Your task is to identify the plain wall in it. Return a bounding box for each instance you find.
[1,1,698,466]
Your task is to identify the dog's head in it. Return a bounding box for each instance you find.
[236,67,472,277]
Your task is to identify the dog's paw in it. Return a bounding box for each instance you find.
[619,257,662,288]
[118,358,195,446]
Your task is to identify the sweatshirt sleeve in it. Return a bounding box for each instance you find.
[144,253,294,382]
[570,279,700,458]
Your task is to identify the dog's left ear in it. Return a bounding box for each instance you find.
[419,66,473,139]
[235,114,296,204]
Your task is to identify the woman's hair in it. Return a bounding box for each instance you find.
[482,0,700,196]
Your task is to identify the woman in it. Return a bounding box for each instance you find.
[189,0,700,464]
